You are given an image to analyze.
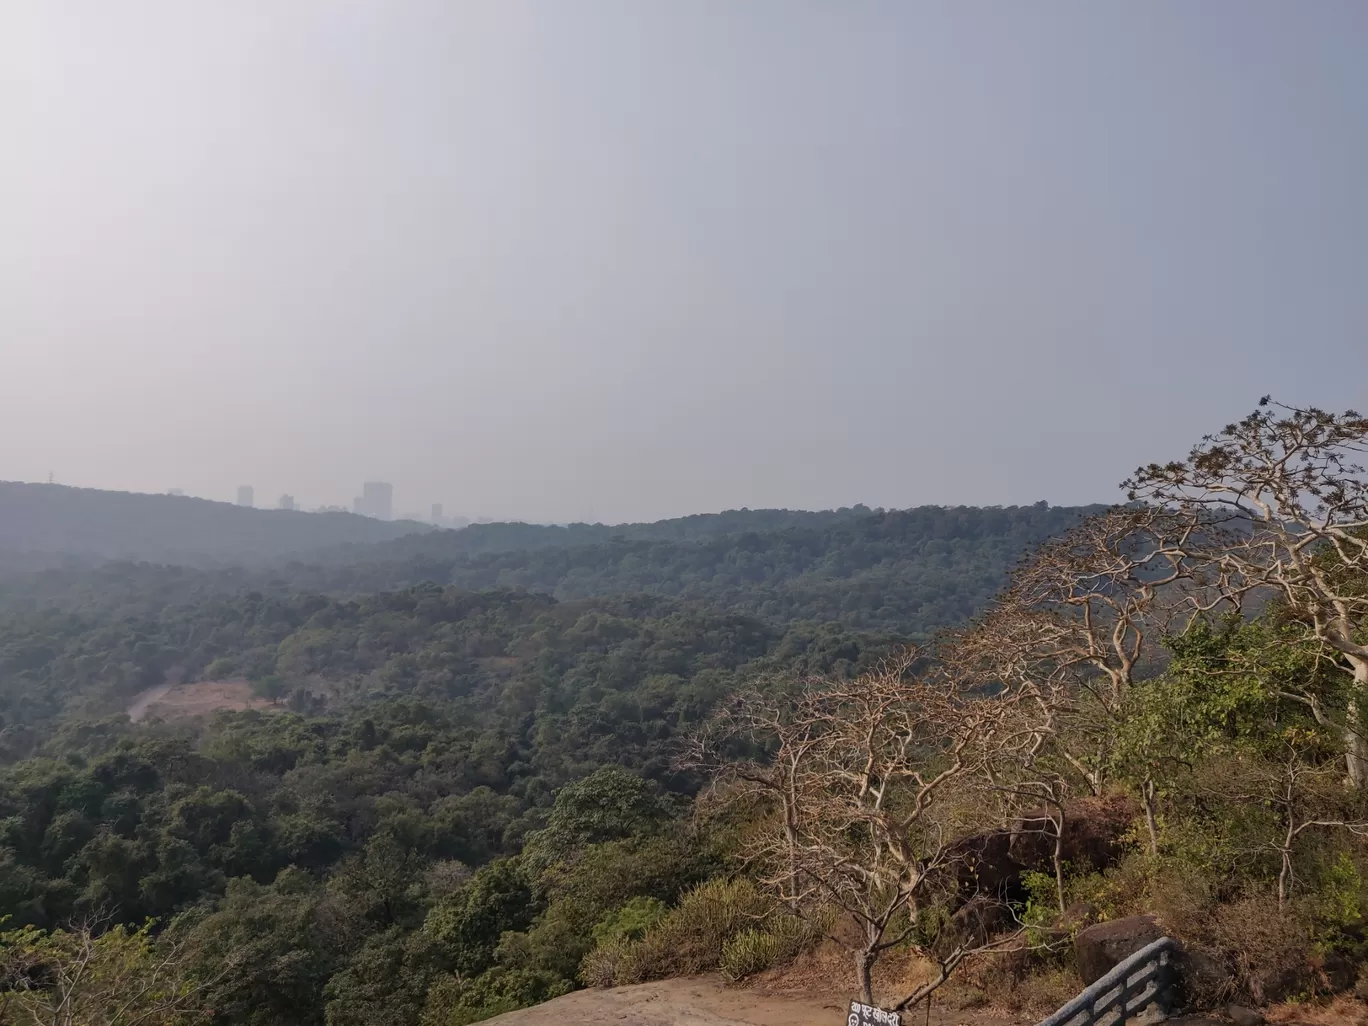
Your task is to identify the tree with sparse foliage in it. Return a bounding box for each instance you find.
[1125,398,1368,784]
[691,652,1038,1008]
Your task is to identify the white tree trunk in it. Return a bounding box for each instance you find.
[1345,660,1368,788]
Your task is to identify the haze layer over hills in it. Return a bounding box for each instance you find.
[0,481,1103,634]
[0,481,434,566]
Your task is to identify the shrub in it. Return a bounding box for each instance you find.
[579,938,631,989]
[581,879,834,987]
[628,878,779,979]
[946,944,1077,1014]
[420,967,572,1026]
[591,896,669,947]
[720,910,826,982]
[1210,897,1315,1004]
[720,927,787,982]
[579,877,779,986]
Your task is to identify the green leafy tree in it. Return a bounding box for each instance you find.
[423,860,537,978]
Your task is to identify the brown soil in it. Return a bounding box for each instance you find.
[1267,996,1368,1026]
[128,679,280,721]
[482,973,1023,1026]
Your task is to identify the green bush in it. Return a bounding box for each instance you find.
[591,896,669,947]
[420,967,572,1026]
[720,927,784,982]
[579,878,830,987]
[627,877,778,980]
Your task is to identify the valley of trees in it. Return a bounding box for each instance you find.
[2,401,1368,1026]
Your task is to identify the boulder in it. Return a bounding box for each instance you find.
[1010,796,1139,877]
[1074,915,1165,986]
[945,798,1137,914]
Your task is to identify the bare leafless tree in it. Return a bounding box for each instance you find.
[1125,399,1368,784]
[688,651,1042,1008]
[948,507,1202,855]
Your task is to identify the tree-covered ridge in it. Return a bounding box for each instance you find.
[0,503,1103,634]
[0,481,432,567]
[314,504,889,562]
[272,504,1105,630]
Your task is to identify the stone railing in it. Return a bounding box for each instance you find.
[1036,937,1179,1026]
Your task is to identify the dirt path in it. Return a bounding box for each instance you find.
[482,977,1020,1026]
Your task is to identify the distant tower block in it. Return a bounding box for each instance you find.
[236,485,254,508]
[278,494,296,511]
[431,503,443,524]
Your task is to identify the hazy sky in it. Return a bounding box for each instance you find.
[4,3,1367,523]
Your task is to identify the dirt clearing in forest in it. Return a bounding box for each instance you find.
[126,679,279,721]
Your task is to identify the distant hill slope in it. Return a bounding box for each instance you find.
[0,481,433,566]
[267,503,1108,632]
[0,492,1109,634]
[310,505,884,562]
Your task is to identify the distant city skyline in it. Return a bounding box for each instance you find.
[22,470,1064,526]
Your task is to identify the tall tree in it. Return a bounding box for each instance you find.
[691,652,1036,1008]
[1125,399,1368,784]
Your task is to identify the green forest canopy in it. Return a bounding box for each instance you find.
[0,498,1106,1024]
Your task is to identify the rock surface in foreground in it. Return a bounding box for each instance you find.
[1074,915,1166,986]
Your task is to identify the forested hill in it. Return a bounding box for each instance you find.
[0,502,1105,633]
[0,481,433,566]
[311,505,885,562]
[0,499,1104,1020]
[272,503,1106,631]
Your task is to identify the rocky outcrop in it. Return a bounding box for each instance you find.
[947,796,1139,906]
[1074,915,1166,985]
[1009,795,1139,878]
[946,828,1026,901]
[1074,916,1240,1009]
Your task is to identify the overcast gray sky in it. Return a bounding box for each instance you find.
[4,2,1366,523]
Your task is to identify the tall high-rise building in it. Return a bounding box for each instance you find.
[352,481,393,520]
[431,503,443,525]
[278,494,296,511]
[236,485,254,508]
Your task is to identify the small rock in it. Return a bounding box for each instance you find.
[1225,1005,1265,1026]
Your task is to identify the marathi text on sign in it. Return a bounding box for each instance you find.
[847,1001,901,1026]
